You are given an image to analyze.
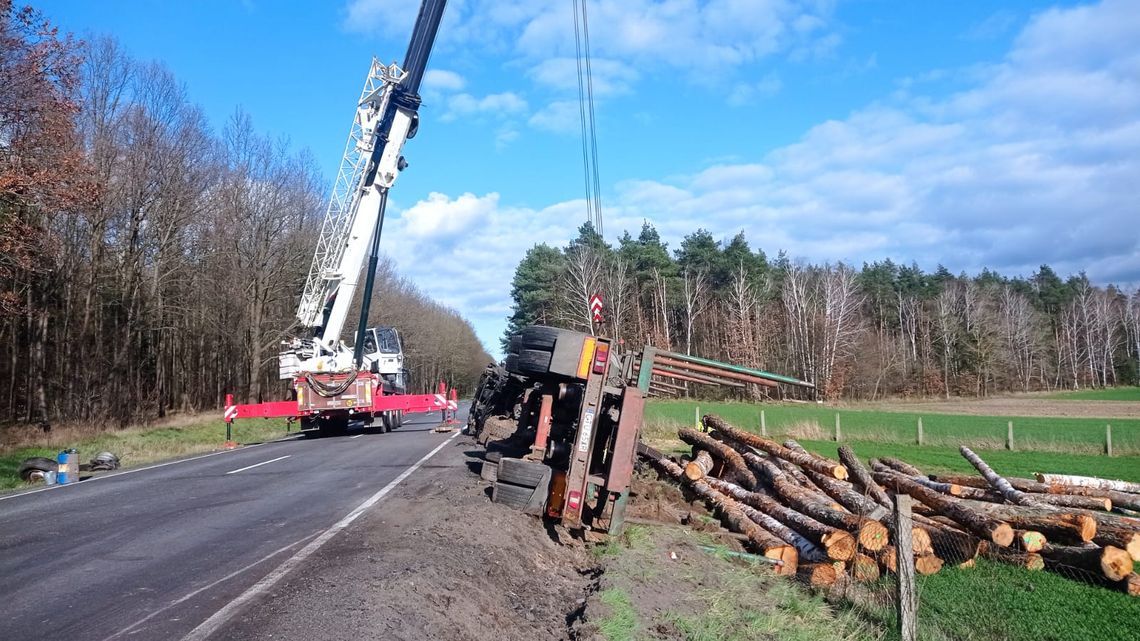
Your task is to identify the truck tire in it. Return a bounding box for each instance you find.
[492,481,536,510]
[520,325,586,351]
[504,354,519,373]
[508,335,522,355]
[497,458,550,489]
[18,457,58,481]
[517,349,552,375]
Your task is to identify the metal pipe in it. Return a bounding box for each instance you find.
[659,350,814,388]
[655,355,778,389]
[650,366,745,388]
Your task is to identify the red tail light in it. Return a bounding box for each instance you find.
[567,490,582,511]
[592,342,610,374]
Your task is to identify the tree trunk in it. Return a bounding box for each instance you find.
[838,445,891,508]
[1035,473,1140,495]
[678,428,756,489]
[931,473,1136,511]
[873,470,1014,546]
[705,414,847,479]
[960,446,1045,507]
[683,449,714,481]
[1040,544,1134,582]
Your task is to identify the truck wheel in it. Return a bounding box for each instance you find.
[504,354,519,373]
[516,349,552,376]
[520,326,586,351]
[508,335,522,355]
[497,458,550,489]
[18,457,58,481]
[492,481,536,510]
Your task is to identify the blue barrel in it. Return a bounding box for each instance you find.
[57,449,77,485]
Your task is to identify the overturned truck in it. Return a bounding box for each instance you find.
[467,325,814,538]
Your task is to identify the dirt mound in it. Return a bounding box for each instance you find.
[219,435,599,641]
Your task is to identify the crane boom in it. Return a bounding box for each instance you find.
[283,0,447,378]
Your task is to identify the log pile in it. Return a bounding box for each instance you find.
[641,413,1140,597]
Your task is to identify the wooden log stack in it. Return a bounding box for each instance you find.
[639,413,1140,597]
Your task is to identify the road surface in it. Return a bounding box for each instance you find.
[0,408,465,641]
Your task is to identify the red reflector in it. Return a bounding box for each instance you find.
[567,490,582,511]
[592,343,610,374]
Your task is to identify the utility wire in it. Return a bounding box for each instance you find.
[573,0,604,237]
[572,0,595,232]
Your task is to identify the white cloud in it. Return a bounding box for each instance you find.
[422,69,466,92]
[398,191,499,240]
[727,72,782,106]
[441,91,528,122]
[527,57,640,97]
[527,100,580,134]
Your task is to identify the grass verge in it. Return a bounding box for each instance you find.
[0,417,291,491]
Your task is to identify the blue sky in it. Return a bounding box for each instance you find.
[37,1,1140,355]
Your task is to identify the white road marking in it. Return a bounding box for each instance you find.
[100,531,321,641]
[225,455,291,475]
[181,430,462,641]
[349,434,364,439]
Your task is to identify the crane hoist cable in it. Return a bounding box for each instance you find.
[573,0,603,237]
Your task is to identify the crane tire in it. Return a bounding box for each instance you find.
[18,457,58,481]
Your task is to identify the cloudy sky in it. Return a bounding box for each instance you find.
[39,0,1140,355]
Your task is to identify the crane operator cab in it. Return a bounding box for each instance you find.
[360,326,407,394]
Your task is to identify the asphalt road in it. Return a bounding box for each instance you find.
[0,407,465,641]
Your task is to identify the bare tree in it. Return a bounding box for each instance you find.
[681,267,710,355]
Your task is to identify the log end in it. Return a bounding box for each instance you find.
[1101,546,1134,582]
[911,527,934,556]
[683,462,704,481]
[1019,530,1046,553]
[878,545,897,574]
[857,521,890,552]
[915,554,944,576]
[991,523,1015,547]
[1124,534,1140,562]
[948,483,962,496]
[822,530,857,562]
[834,465,849,481]
[1076,515,1097,543]
[798,562,839,587]
[1121,573,1140,597]
[958,557,976,570]
[1025,553,1045,571]
[852,553,880,582]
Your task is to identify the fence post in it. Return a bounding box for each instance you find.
[1106,424,1113,457]
[695,406,701,430]
[834,412,842,442]
[1006,421,1014,451]
[894,493,918,641]
[760,409,767,437]
[916,417,924,446]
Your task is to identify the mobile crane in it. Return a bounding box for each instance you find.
[224,0,454,436]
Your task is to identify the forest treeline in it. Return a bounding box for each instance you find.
[0,4,490,428]
[505,222,1140,400]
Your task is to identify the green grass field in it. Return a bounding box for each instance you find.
[1045,386,1140,401]
[0,418,291,490]
[646,399,1139,455]
[642,398,1140,641]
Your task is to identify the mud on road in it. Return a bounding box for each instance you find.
[218,432,600,641]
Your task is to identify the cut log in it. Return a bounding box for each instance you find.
[851,553,880,582]
[1014,530,1047,553]
[927,527,984,565]
[797,562,840,588]
[1040,544,1134,582]
[958,558,976,570]
[645,452,797,574]
[871,460,962,496]
[878,545,897,573]
[873,470,1014,547]
[879,457,924,477]
[930,473,1125,511]
[684,450,715,481]
[960,447,1045,507]
[915,554,944,576]
[705,477,856,561]
[706,478,831,563]
[953,499,1097,543]
[837,446,892,508]
[983,546,1045,571]
[1094,523,1140,561]
[679,428,757,489]
[704,414,848,479]
[1035,473,1140,495]
[745,455,888,552]
[772,455,827,493]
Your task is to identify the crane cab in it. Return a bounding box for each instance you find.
[359,326,407,394]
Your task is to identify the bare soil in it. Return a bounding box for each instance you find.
[218,433,599,641]
[864,397,1140,419]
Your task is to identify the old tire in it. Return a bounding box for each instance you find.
[497,458,550,489]
[492,482,536,510]
[18,457,58,481]
[504,354,519,373]
[508,335,522,355]
[519,326,578,350]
